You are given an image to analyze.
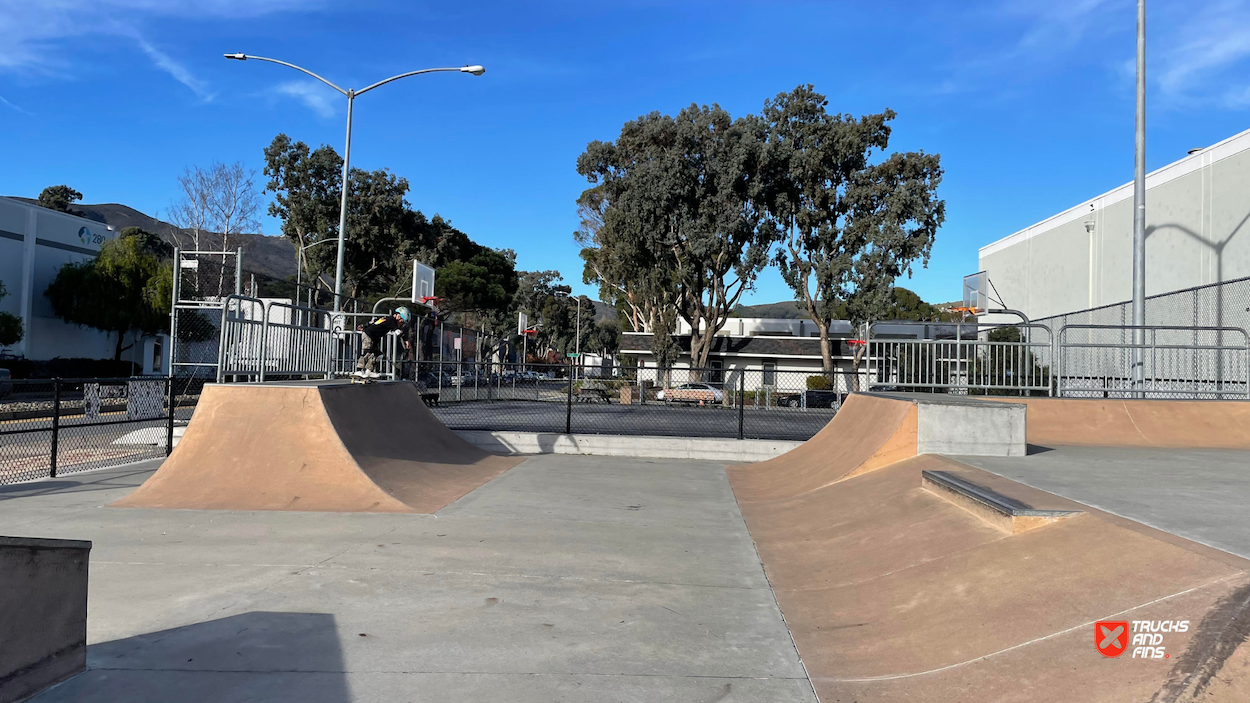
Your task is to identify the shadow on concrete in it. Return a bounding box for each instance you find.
[0,468,156,499]
[32,612,349,703]
[1026,444,1055,455]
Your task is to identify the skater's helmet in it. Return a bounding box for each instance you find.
[394,306,412,323]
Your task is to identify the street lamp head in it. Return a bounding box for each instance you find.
[224,53,247,61]
[461,65,486,76]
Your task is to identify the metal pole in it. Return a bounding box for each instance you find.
[235,247,243,296]
[50,379,61,478]
[169,247,180,379]
[738,371,745,440]
[575,297,581,381]
[334,92,355,312]
[166,375,176,456]
[1132,0,1147,397]
[565,358,573,435]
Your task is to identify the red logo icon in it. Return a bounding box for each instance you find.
[1096,621,1129,657]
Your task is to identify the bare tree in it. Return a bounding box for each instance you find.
[168,162,262,297]
[168,166,212,251]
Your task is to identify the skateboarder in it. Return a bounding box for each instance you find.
[354,306,412,379]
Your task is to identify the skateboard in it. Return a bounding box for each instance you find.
[349,372,379,384]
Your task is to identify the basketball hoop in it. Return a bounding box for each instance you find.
[846,339,866,348]
[950,306,979,321]
[522,328,539,337]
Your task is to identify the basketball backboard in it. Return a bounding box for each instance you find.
[518,312,528,336]
[962,271,989,315]
[412,261,436,304]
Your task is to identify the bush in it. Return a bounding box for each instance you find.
[806,375,832,390]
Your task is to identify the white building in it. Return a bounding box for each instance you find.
[978,127,1250,325]
[0,197,167,373]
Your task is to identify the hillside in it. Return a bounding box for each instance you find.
[730,300,808,319]
[11,198,297,282]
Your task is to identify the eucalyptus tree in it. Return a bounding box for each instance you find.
[761,85,945,381]
[577,103,770,373]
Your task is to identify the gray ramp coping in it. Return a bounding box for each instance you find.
[922,470,1081,519]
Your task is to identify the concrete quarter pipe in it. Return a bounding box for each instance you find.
[728,393,1250,702]
[112,381,522,513]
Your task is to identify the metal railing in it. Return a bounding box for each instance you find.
[867,322,1054,395]
[1056,324,1250,399]
[217,296,404,381]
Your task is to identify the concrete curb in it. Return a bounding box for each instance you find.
[454,431,804,462]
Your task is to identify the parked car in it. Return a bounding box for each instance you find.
[775,390,839,409]
[656,382,724,404]
[0,368,11,399]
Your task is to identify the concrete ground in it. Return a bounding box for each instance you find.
[0,455,816,703]
[957,445,1250,560]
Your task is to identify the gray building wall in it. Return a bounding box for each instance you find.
[978,128,1250,322]
[0,197,163,367]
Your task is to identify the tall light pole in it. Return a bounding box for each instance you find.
[224,53,485,311]
[1132,0,1147,396]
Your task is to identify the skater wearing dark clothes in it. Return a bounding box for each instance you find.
[355,306,412,378]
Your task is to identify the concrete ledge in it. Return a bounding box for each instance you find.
[0,536,92,703]
[861,392,1027,457]
[454,431,804,462]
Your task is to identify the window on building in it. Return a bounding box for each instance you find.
[763,362,776,387]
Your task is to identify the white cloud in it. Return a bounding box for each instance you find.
[0,94,33,115]
[137,39,215,101]
[929,0,1250,111]
[0,0,319,94]
[1153,1,1250,107]
[274,80,340,118]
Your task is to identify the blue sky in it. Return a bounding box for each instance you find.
[3,0,1250,306]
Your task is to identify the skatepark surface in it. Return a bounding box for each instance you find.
[113,381,522,513]
[2,455,816,702]
[8,386,1250,702]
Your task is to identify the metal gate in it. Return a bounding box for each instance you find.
[169,248,243,388]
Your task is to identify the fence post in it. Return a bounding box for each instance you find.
[737,372,745,440]
[50,379,61,478]
[566,359,574,435]
[166,376,176,456]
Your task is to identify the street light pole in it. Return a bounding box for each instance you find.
[224,53,485,311]
[575,296,582,380]
[1131,0,1147,396]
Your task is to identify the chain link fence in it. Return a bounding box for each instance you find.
[1038,276,1250,398]
[0,378,177,485]
[425,361,841,441]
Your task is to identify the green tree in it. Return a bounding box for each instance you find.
[45,234,171,360]
[263,134,518,315]
[37,185,83,213]
[577,103,771,373]
[0,281,23,347]
[760,85,945,381]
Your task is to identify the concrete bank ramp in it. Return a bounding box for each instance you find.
[112,381,521,513]
[727,394,1250,701]
[990,397,1250,449]
[731,455,1250,701]
[730,392,1024,501]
